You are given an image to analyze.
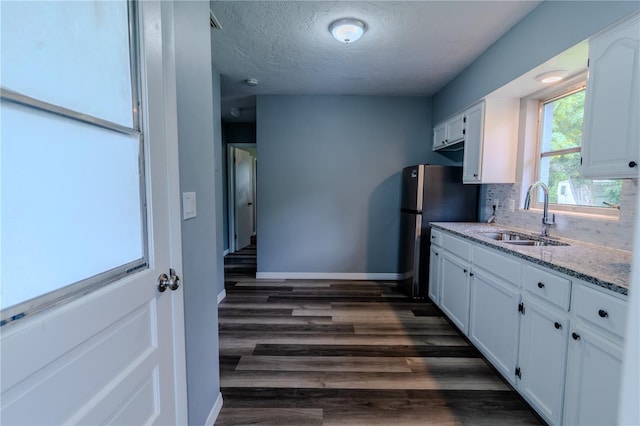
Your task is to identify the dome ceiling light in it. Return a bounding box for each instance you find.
[536,70,569,84]
[329,18,367,44]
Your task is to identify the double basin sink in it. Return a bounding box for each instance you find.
[480,230,570,247]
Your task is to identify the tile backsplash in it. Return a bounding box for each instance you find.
[479,179,637,251]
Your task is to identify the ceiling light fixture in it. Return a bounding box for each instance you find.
[230,108,242,118]
[329,18,367,44]
[536,70,568,84]
[245,78,259,86]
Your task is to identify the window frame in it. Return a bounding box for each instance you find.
[531,79,621,217]
[0,1,148,326]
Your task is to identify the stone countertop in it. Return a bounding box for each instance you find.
[430,222,632,296]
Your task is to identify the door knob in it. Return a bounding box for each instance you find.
[158,269,180,292]
[168,268,180,291]
[158,273,169,292]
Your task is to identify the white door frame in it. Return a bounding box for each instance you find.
[226,143,256,254]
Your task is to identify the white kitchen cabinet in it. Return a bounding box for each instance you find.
[462,98,519,184]
[439,251,471,335]
[563,324,624,426]
[563,281,627,426]
[468,268,521,385]
[432,113,465,151]
[427,246,441,306]
[517,296,569,426]
[581,12,640,179]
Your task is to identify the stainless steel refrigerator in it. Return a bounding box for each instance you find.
[398,165,479,299]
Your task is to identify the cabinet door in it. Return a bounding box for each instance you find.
[563,325,624,426]
[462,102,484,183]
[427,246,441,305]
[518,297,569,426]
[433,122,447,150]
[439,252,471,335]
[469,270,520,385]
[582,14,639,179]
[446,113,465,144]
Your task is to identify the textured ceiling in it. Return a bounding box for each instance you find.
[210,1,543,122]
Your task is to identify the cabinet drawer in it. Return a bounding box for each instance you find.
[442,233,471,261]
[523,264,571,311]
[430,228,442,247]
[472,245,521,285]
[573,283,627,339]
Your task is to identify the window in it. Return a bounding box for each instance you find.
[1,1,146,325]
[534,85,623,214]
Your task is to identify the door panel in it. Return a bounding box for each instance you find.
[235,148,253,250]
[0,2,186,424]
[440,253,471,335]
[469,270,520,384]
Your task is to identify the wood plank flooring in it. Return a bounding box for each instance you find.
[215,276,543,426]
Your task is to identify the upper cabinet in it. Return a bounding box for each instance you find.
[432,113,465,150]
[462,98,520,184]
[581,13,640,179]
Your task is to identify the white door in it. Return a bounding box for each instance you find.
[468,269,521,384]
[439,253,471,335]
[517,297,568,426]
[234,148,254,250]
[0,2,187,424]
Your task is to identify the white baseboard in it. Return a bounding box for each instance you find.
[255,272,406,281]
[223,249,229,256]
[205,392,223,426]
[217,289,226,304]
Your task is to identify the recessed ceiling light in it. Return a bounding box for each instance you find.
[536,70,568,84]
[329,18,367,44]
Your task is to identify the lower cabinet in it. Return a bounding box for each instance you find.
[563,325,624,426]
[469,269,521,385]
[439,252,471,335]
[427,246,441,305]
[431,229,628,426]
[517,296,569,426]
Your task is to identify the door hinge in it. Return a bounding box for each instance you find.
[518,302,525,315]
[580,157,583,166]
[515,367,522,379]
[462,129,466,135]
[234,234,237,239]
[463,116,466,123]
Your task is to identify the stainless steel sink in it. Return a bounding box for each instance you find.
[481,231,532,241]
[504,240,568,247]
[480,230,569,247]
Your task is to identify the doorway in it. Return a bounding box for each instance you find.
[225,144,257,275]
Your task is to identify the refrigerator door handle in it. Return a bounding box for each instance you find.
[401,208,422,215]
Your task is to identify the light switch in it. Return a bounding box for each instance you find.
[182,192,196,220]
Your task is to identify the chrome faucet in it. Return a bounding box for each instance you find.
[524,181,556,237]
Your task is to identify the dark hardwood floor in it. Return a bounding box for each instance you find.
[215,275,543,425]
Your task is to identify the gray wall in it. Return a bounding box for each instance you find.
[174,1,221,424]
[257,95,455,275]
[433,1,640,122]
[212,69,226,304]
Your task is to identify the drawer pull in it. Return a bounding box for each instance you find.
[572,332,580,341]
[463,269,468,274]
[598,309,609,318]
[537,282,545,289]
[554,322,562,330]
